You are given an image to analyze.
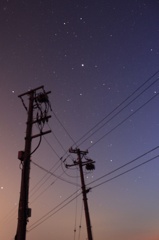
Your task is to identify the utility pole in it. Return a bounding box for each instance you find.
[15,86,52,240]
[67,147,95,240]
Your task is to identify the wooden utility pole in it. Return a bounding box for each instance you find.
[15,86,51,240]
[67,147,95,240]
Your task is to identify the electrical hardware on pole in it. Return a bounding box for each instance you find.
[15,86,52,240]
[67,147,95,240]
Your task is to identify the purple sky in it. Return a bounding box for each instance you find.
[0,1,159,240]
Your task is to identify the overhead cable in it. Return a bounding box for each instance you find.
[74,70,159,147]
[87,93,159,149]
[87,145,159,186]
[31,160,80,187]
[80,78,159,148]
[27,190,82,232]
[91,154,159,190]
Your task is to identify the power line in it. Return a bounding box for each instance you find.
[12,71,159,238]
[79,78,159,148]
[28,120,63,195]
[58,70,159,161]
[29,124,76,204]
[27,190,82,232]
[58,92,159,191]
[30,170,65,204]
[28,150,159,234]
[30,162,62,201]
[29,124,73,199]
[71,70,159,148]
[50,108,76,145]
[30,158,61,195]
[59,92,159,182]
[46,119,76,163]
[30,74,159,207]
[87,145,159,186]
[3,106,75,230]
[43,135,60,158]
[87,93,159,149]
[31,160,80,187]
[47,122,75,165]
[1,206,18,224]
[9,145,158,229]
[27,147,159,234]
[91,154,159,190]
[60,157,80,179]
[47,123,68,153]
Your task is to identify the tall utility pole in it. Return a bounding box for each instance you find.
[15,86,52,240]
[67,147,95,240]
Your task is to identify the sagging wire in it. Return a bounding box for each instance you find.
[31,160,80,187]
[27,190,82,232]
[30,134,42,156]
[60,156,80,179]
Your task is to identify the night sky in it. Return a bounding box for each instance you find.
[0,0,159,240]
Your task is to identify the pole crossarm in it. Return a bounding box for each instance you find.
[18,85,44,98]
[31,130,52,139]
[69,147,88,155]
